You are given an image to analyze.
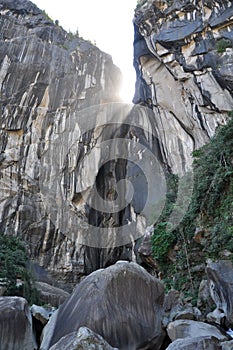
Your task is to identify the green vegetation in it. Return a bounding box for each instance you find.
[152,117,233,302]
[0,233,38,303]
[136,0,147,9]
[216,38,232,53]
[41,10,53,22]
[152,173,178,262]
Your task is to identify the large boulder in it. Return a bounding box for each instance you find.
[166,336,221,350]
[207,260,233,326]
[46,261,165,350]
[0,296,35,350]
[49,327,118,350]
[167,319,227,342]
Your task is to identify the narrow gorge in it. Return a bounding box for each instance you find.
[0,0,233,349]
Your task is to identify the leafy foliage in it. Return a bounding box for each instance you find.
[216,39,232,53]
[152,222,176,261]
[152,173,178,261]
[151,117,233,303]
[0,233,38,303]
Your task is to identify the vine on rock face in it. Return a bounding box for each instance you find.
[152,116,233,302]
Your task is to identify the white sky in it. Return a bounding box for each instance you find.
[32,0,137,102]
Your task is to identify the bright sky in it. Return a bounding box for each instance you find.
[32,0,137,102]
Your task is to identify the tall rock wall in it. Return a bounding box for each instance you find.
[134,0,233,173]
[0,0,165,287]
[0,0,233,288]
[0,0,127,287]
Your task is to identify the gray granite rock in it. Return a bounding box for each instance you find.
[30,304,50,325]
[46,261,165,350]
[207,260,233,326]
[35,282,70,308]
[49,327,118,350]
[134,0,233,174]
[221,340,233,350]
[1,0,233,292]
[167,319,227,342]
[166,336,221,350]
[0,296,35,350]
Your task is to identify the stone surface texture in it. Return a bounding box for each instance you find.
[35,282,70,307]
[134,0,233,173]
[166,336,221,350]
[0,296,35,350]
[49,327,118,350]
[167,319,227,342]
[207,260,233,326]
[46,261,165,350]
[0,0,233,287]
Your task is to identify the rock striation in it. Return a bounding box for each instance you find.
[0,0,233,287]
[0,0,168,285]
[45,261,165,350]
[0,296,35,350]
[0,0,134,285]
[49,327,118,350]
[134,0,233,173]
[207,260,233,327]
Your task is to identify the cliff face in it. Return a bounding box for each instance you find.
[0,0,165,287]
[134,0,233,173]
[0,0,126,286]
[1,0,233,288]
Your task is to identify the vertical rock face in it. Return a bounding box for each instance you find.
[0,0,126,285]
[1,0,233,286]
[134,0,233,173]
[0,0,168,286]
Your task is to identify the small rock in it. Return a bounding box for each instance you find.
[193,227,210,245]
[220,250,232,258]
[36,282,70,307]
[163,290,201,325]
[197,279,213,315]
[31,304,50,325]
[207,308,225,325]
[166,336,221,350]
[49,327,118,350]
[221,340,233,349]
[174,304,197,321]
[167,319,227,342]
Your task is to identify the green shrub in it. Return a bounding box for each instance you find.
[151,118,233,302]
[216,39,232,53]
[228,111,233,118]
[152,222,176,261]
[0,233,38,303]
